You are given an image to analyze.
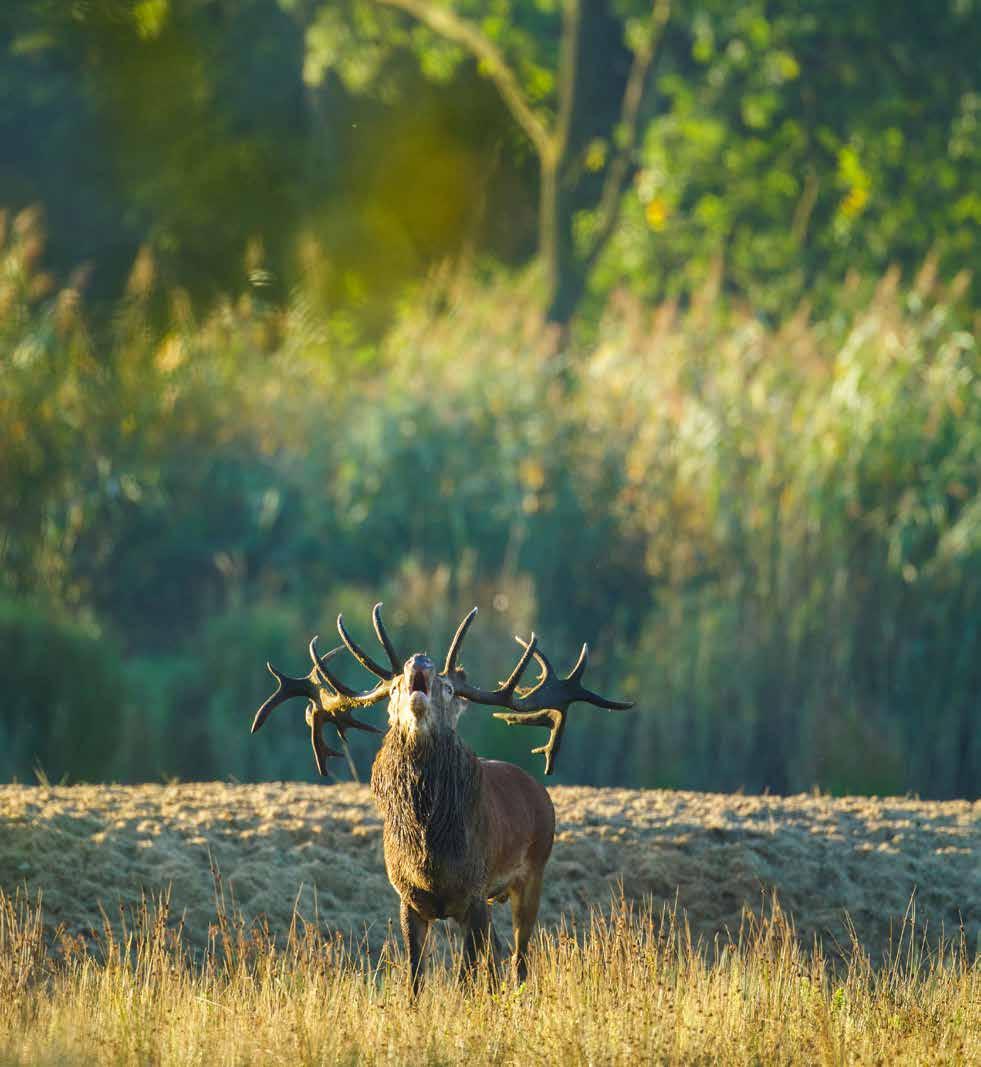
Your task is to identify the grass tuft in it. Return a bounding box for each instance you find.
[0,888,974,1066]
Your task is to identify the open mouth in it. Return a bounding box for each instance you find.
[410,669,429,695]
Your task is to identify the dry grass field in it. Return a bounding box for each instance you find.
[0,783,977,1065]
[1,783,976,957]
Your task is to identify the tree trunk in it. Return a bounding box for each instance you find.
[539,154,559,315]
[540,0,633,326]
[541,168,587,326]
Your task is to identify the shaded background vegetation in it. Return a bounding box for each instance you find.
[0,0,978,796]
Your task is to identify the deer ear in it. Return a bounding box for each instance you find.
[454,669,470,705]
[451,670,469,711]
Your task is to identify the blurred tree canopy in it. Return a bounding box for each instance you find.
[293,0,671,323]
[606,0,981,317]
[1,0,977,323]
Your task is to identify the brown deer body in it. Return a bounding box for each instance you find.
[251,605,629,990]
[371,694,554,984]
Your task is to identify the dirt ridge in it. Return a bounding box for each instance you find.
[1,783,976,959]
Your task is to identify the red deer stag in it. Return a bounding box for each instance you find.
[251,604,631,990]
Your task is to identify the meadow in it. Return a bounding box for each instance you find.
[2,4,979,1062]
[0,783,976,1065]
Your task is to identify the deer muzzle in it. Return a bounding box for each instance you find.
[405,654,435,716]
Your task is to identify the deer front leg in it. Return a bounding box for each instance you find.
[509,872,544,983]
[400,900,431,996]
[458,898,500,984]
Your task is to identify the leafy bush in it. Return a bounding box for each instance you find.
[1,212,977,794]
[0,598,123,782]
[576,266,980,795]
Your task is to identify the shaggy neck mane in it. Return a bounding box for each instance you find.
[371,726,481,866]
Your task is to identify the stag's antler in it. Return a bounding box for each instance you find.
[250,603,400,775]
[337,601,403,681]
[445,608,633,775]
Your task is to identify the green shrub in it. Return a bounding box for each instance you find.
[0,599,124,782]
[578,268,979,795]
[1,215,977,795]
[119,604,315,782]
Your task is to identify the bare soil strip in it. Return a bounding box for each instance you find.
[0,783,976,958]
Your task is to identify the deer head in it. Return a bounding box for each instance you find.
[386,654,462,736]
[252,604,632,775]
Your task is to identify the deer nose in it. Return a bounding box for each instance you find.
[405,654,435,695]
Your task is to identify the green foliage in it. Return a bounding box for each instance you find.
[0,599,123,783]
[575,264,980,795]
[1,211,977,795]
[3,1,977,321]
[134,604,316,782]
[298,0,567,110]
[601,0,981,312]
[0,0,521,319]
[0,0,310,300]
[283,0,981,317]
[2,2,977,793]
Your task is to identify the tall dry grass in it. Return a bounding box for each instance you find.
[0,888,974,1066]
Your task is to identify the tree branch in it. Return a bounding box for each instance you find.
[375,0,553,161]
[584,0,670,273]
[553,0,581,163]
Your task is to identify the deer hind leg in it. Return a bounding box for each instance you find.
[458,898,500,984]
[509,871,544,983]
[400,900,431,997]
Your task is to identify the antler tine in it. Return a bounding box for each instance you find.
[309,636,359,697]
[337,613,395,680]
[372,602,403,674]
[460,633,632,775]
[501,632,539,694]
[513,635,632,712]
[521,639,626,709]
[515,634,554,684]
[450,627,540,704]
[577,688,634,711]
[568,642,589,682]
[251,663,318,735]
[444,606,478,674]
[308,636,386,733]
[306,703,343,775]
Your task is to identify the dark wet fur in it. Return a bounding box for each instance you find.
[371,725,484,893]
